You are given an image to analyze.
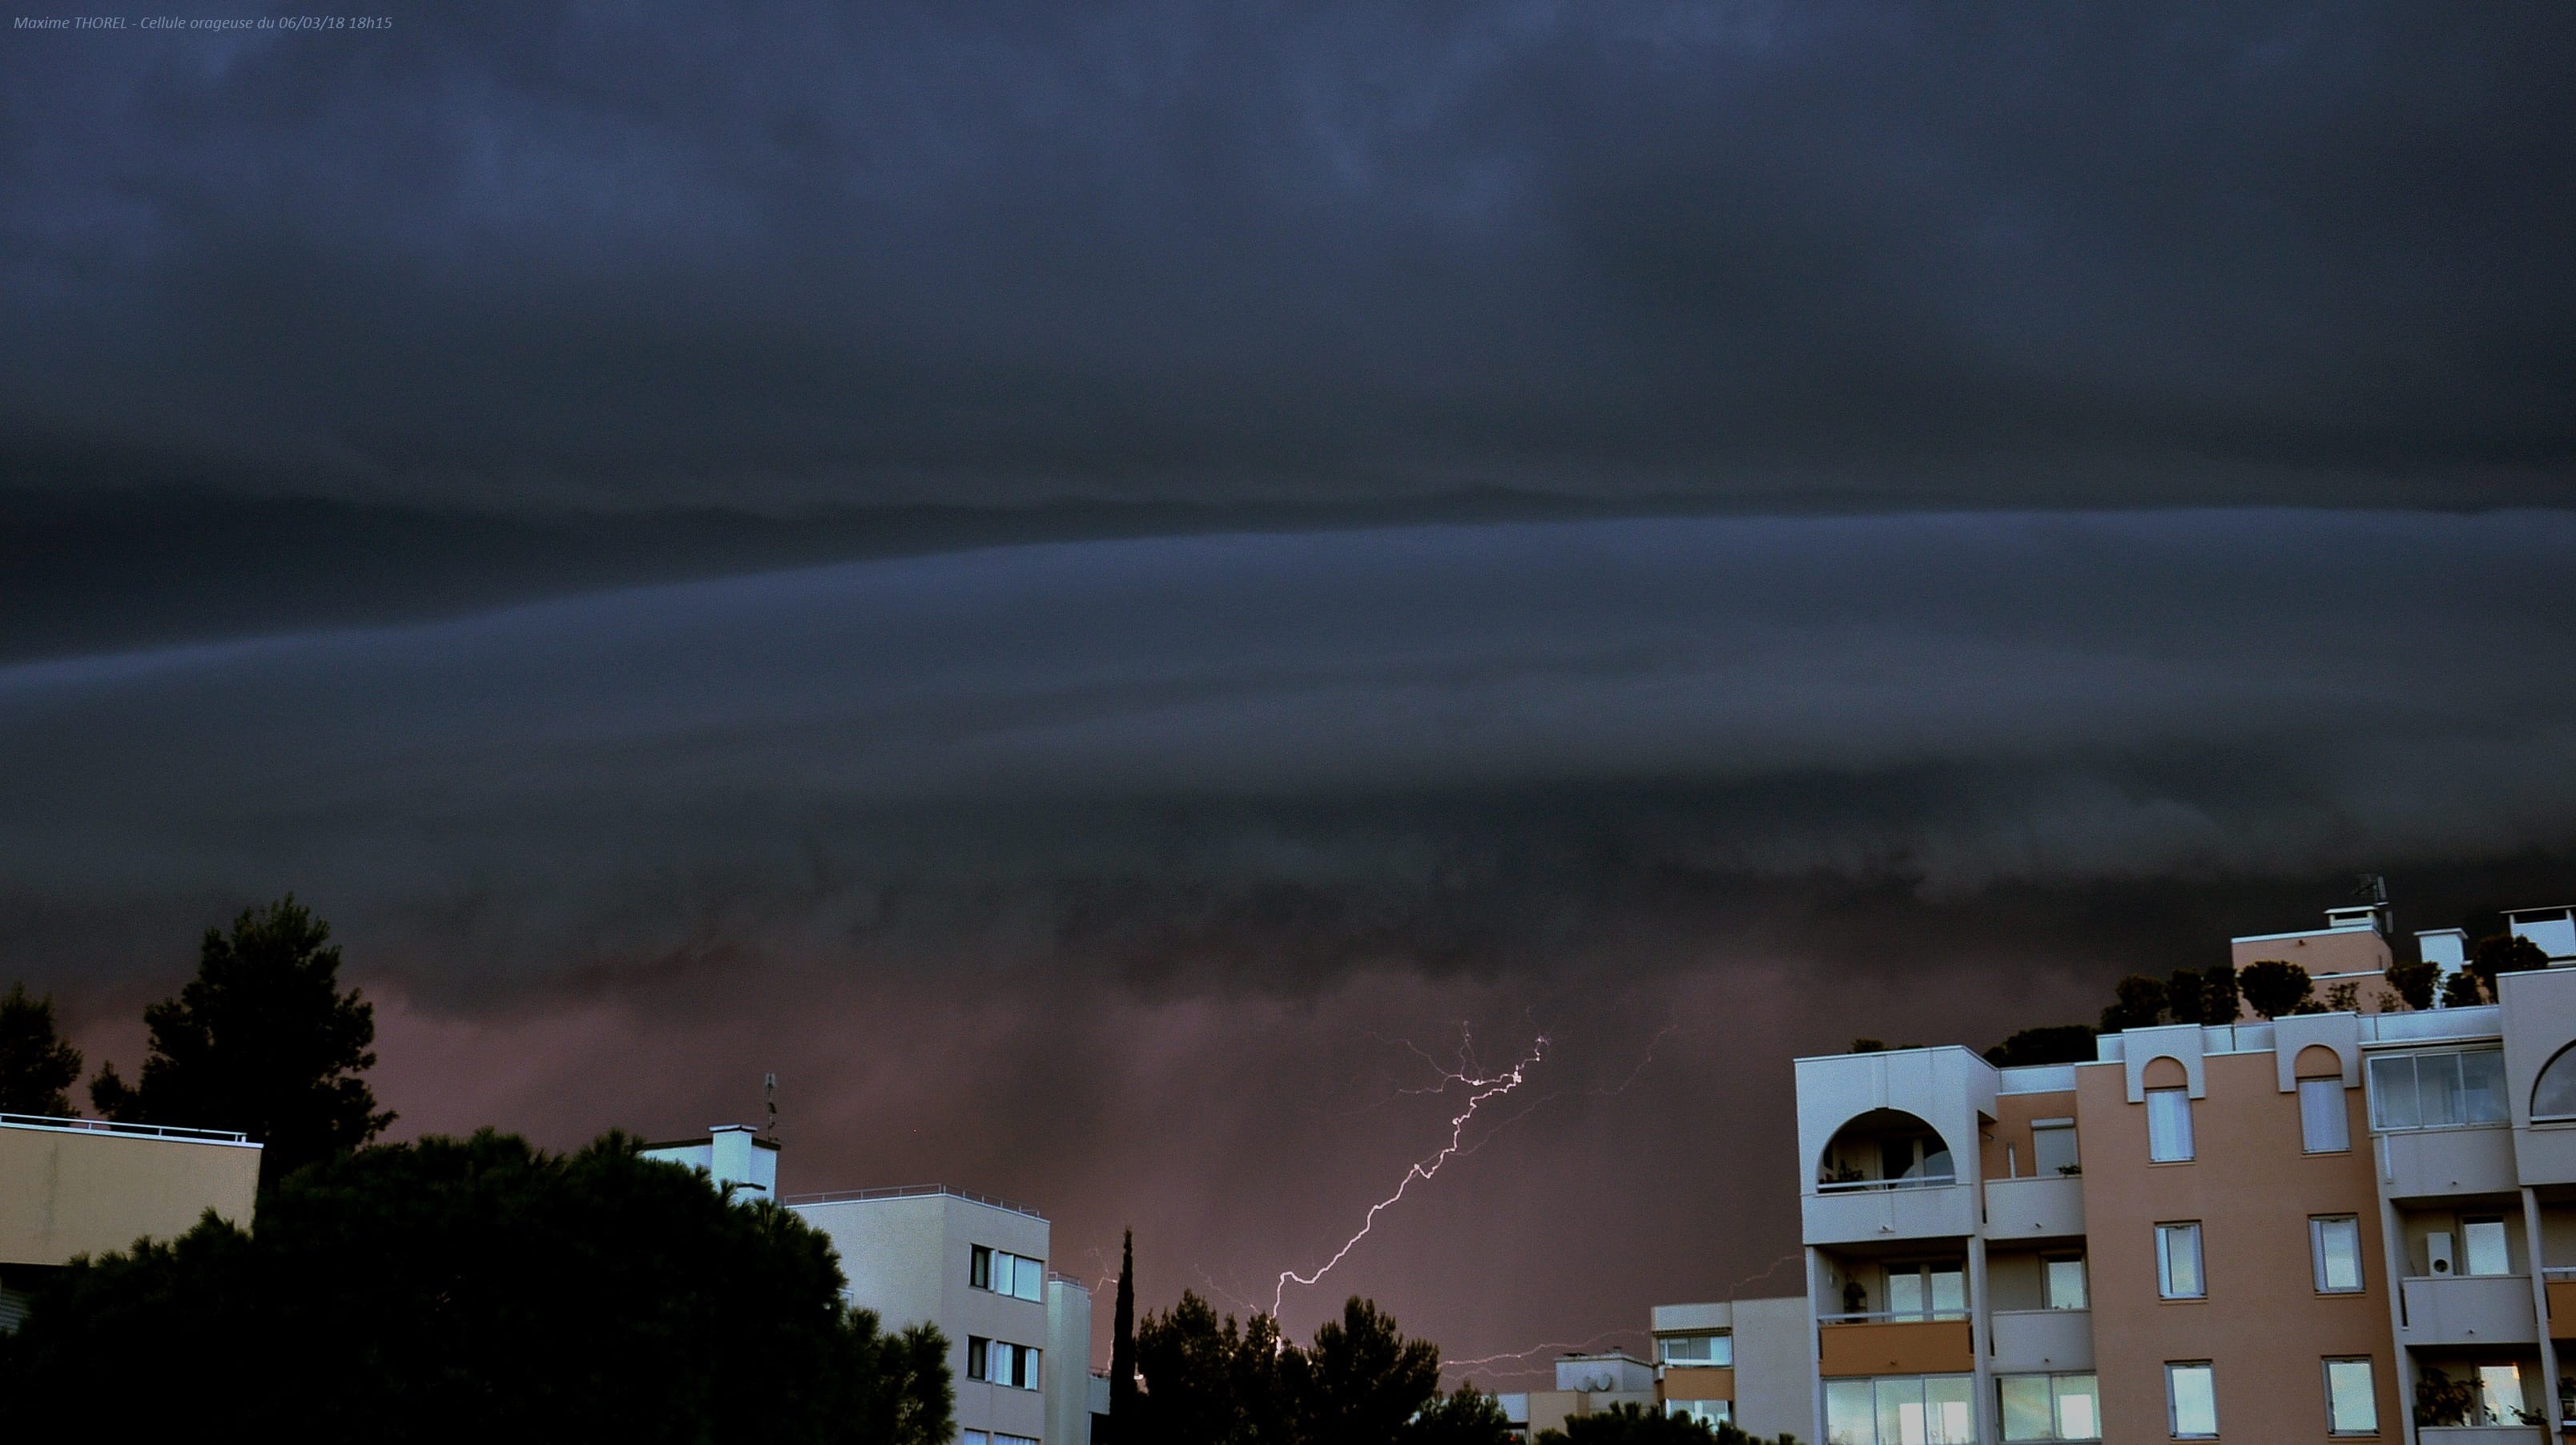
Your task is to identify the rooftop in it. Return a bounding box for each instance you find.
[0,1111,255,1146]
[784,1182,1045,1221]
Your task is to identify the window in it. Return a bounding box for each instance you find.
[2155,1223,2204,1300]
[2166,1362,2218,1438]
[969,1245,1045,1302]
[960,1435,1036,1445]
[2368,1048,2508,1131]
[2476,1364,2524,1425]
[2043,1256,2087,1310]
[1658,1332,1733,1366]
[1998,1373,2099,1441]
[2534,1041,2576,1119]
[2311,1215,2364,1293]
[965,1337,1041,1390]
[1667,1400,1731,1427]
[2032,1120,2079,1176]
[2147,1089,2195,1162]
[2324,1358,2377,1435]
[1886,1262,1967,1321]
[2462,1216,2511,1277]
[1824,1375,1975,1445]
[2300,1077,2351,1153]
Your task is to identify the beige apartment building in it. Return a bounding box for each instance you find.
[1616,902,2576,1444]
[0,1110,262,1327]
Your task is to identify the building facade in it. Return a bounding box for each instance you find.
[644,1129,1091,1445]
[1733,902,2576,1445]
[0,1111,262,1328]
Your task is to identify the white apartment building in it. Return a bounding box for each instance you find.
[644,1129,1091,1445]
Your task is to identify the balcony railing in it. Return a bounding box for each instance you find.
[783,1183,1045,1220]
[1817,1309,1970,1325]
[1814,1173,1959,1194]
[0,1110,252,1145]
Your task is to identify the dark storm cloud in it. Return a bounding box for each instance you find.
[7,508,2575,992]
[4,2,2573,517]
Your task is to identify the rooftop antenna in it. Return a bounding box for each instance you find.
[2353,873,2389,906]
[764,1073,779,1141]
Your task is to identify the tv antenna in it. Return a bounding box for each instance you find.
[2353,873,2389,906]
[764,1073,779,1140]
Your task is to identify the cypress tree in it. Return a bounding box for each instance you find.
[1109,1228,1137,1439]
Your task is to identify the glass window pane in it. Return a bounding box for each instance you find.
[2422,1053,2466,1127]
[1924,1375,1973,1445]
[2147,1089,2194,1161]
[1888,1269,1925,1318]
[2300,1078,2350,1153]
[2477,1364,2523,1425]
[2369,1055,2421,1129]
[2535,1045,2576,1118]
[972,1246,992,1290]
[2167,1363,2218,1436]
[2046,1258,2087,1310]
[2462,1049,2508,1124]
[2033,1124,2078,1175]
[1998,1378,2053,1442]
[2464,1218,2510,1277]
[1878,1376,1926,1445]
[1016,1255,1044,1301]
[2159,1223,2204,1298]
[1709,1333,1733,1367]
[1825,1379,1876,1445]
[2314,1217,2363,1292]
[2055,1375,2100,1440]
[1930,1266,1966,1318]
[2324,1358,2377,1434]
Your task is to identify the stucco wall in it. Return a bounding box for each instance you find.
[0,1123,259,1266]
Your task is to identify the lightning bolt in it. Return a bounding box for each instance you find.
[1274,1030,1548,1315]
[1440,1328,1638,1380]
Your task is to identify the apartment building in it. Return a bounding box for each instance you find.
[1641,900,2576,1444]
[0,1110,262,1328]
[645,1129,1092,1445]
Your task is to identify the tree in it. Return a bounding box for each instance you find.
[2236,960,2313,1020]
[1108,1228,1138,1443]
[1982,1025,2097,1068]
[2470,933,2551,1002]
[1406,1383,1515,1445]
[1283,1297,1444,1445]
[0,1130,951,1444]
[2099,975,2167,1032]
[2442,969,2488,1008]
[2384,960,2440,1012]
[2164,969,2208,1025]
[1130,1291,1289,1445]
[2199,964,2240,1024]
[90,896,392,1187]
[0,982,82,1115]
[1533,1403,1797,1444]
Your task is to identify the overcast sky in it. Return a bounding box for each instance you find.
[5,0,2574,1374]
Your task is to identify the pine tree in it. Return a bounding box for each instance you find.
[0,982,83,1116]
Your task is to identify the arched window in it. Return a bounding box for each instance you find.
[2533,1041,2576,1120]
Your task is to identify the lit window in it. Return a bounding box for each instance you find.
[2462,1217,2511,1277]
[2155,1222,2204,1300]
[1658,1332,1732,1366]
[2369,1049,2508,1131]
[2166,1362,2218,1438]
[1999,1373,2100,1441]
[2324,1358,2377,1435]
[2477,1364,2524,1425]
[2147,1089,2195,1162]
[2300,1077,2350,1153]
[2311,1216,2364,1294]
[2044,1257,2087,1310]
[2032,1121,2079,1176]
[969,1245,1046,1302]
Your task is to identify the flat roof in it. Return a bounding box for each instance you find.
[784,1183,1045,1221]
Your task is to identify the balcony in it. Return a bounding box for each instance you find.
[1988,1308,2093,1374]
[2400,1274,2538,1346]
[1816,1316,1974,1378]
[1982,1174,2084,1239]
[2545,1268,2576,1337]
[2418,1431,2544,1445]
[2380,1125,2518,1200]
[1804,1180,1978,1246]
